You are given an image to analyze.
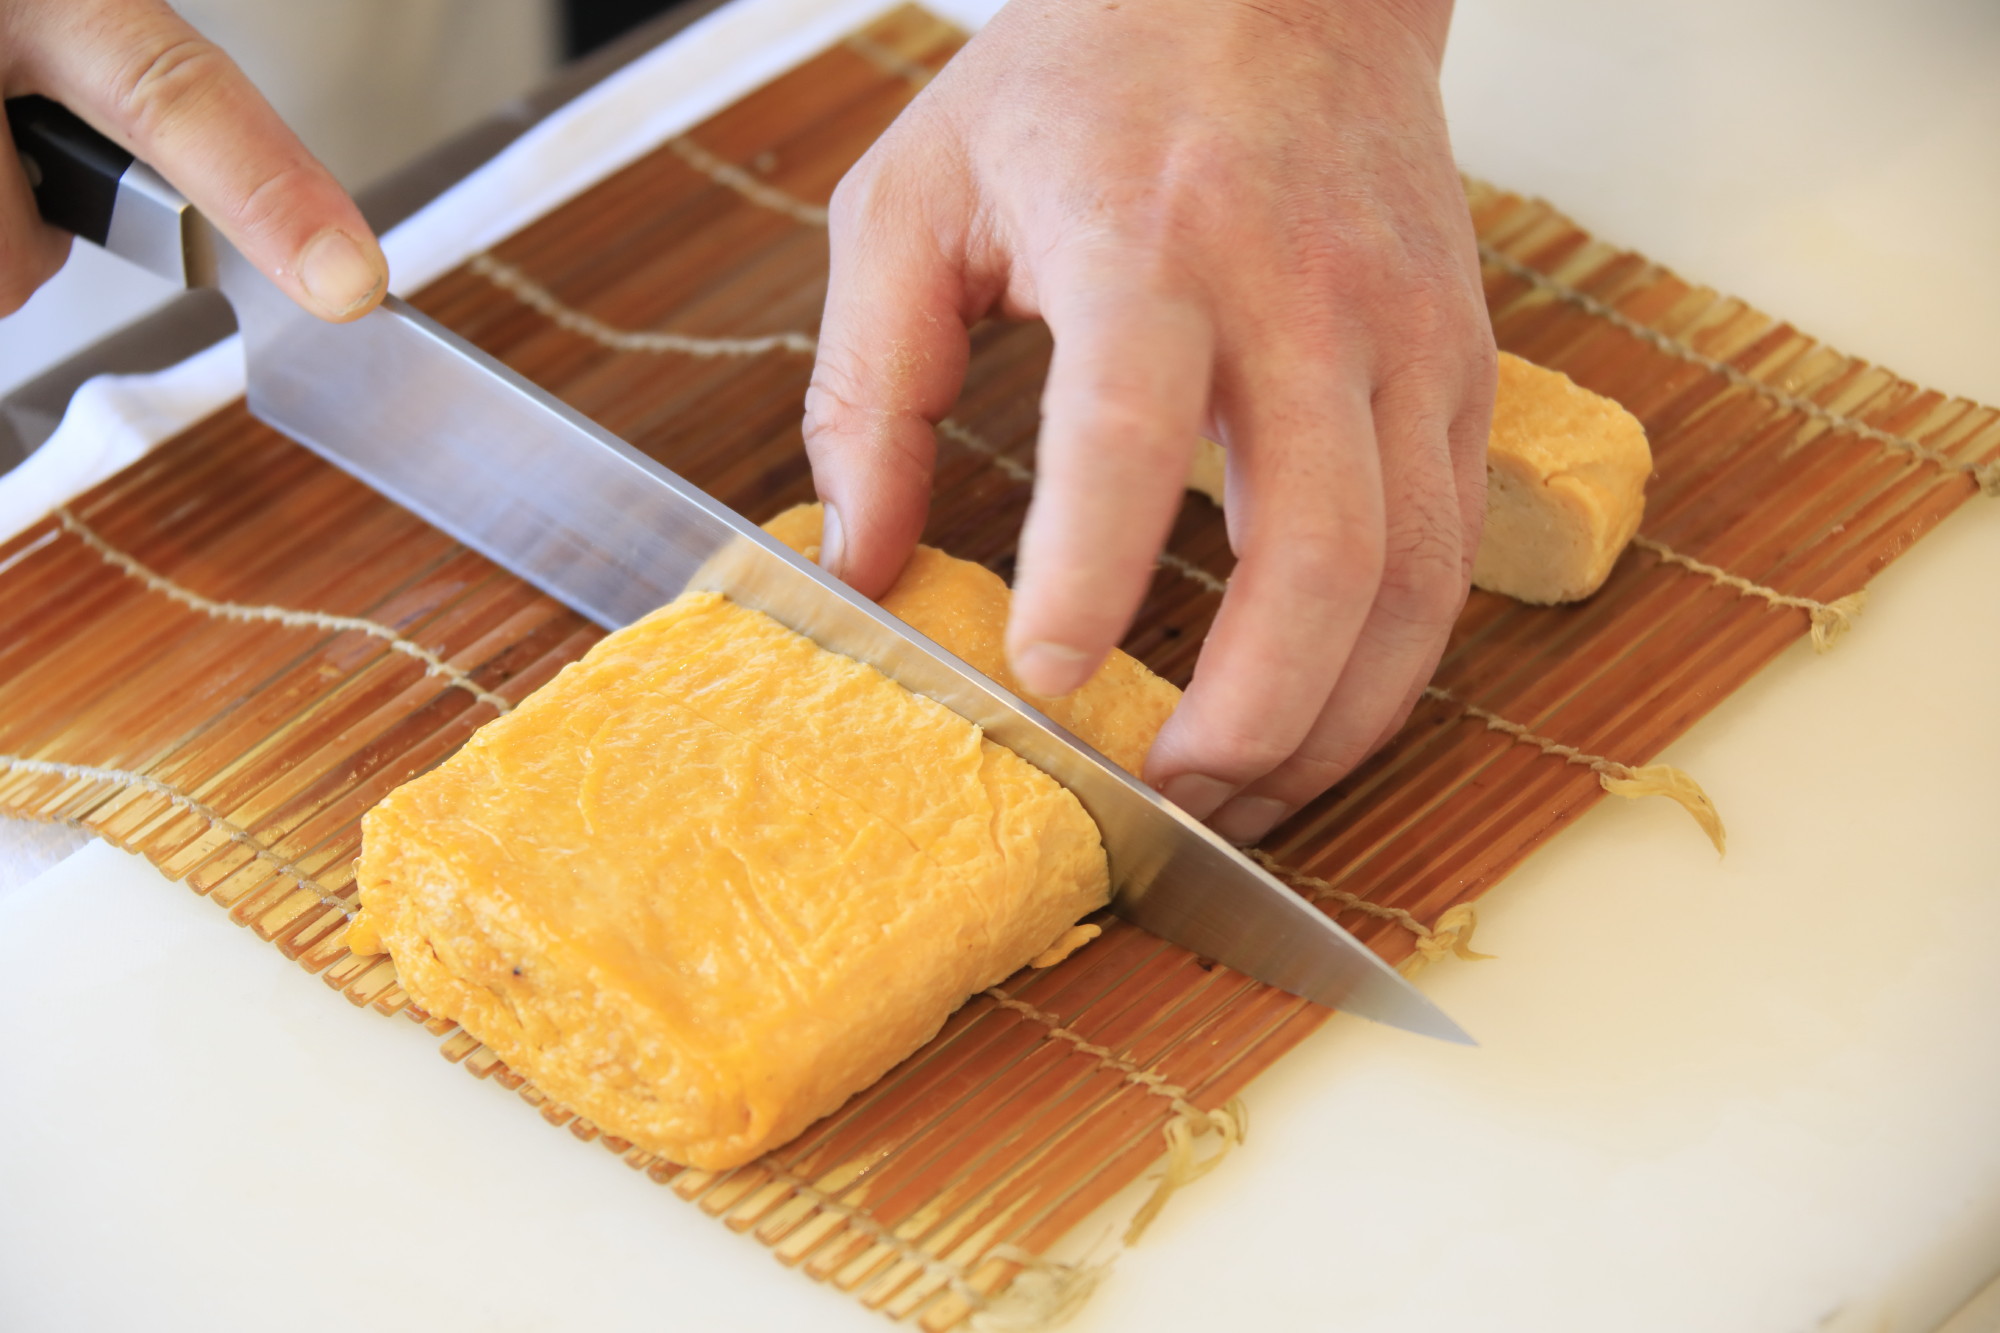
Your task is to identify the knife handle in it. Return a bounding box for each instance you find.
[5,95,209,287]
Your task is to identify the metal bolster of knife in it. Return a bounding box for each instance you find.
[5,95,211,288]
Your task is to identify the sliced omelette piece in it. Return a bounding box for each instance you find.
[1186,352,1653,604]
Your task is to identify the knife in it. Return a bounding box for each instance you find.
[6,96,1471,1044]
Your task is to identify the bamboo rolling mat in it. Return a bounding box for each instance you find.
[3,6,1998,1327]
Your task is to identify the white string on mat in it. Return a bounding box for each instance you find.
[1247,849,1488,973]
[0,753,354,916]
[843,32,936,88]
[1153,549,1226,596]
[666,136,830,227]
[983,987,1247,1243]
[1630,533,1864,652]
[1244,847,1433,935]
[935,417,1034,483]
[1425,685,1727,854]
[751,1158,995,1309]
[57,506,514,714]
[468,253,817,358]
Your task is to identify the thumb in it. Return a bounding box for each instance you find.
[802,158,971,598]
[26,0,387,322]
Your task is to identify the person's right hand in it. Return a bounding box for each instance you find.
[0,0,386,320]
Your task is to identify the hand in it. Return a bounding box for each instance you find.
[0,0,385,320]
[803,0,1496,844]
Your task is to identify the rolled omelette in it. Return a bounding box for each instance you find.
[345,504,1179,1170]
[1187,351,1654,604]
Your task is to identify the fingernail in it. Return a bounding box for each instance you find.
[819,502,845,576]
[1159,773,1236,821]
[1210,795,1291,847]
[299,229,385,318]
[1012,640,1094,697]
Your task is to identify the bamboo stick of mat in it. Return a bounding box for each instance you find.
[2,6,1997,1327]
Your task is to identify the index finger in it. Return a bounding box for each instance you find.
[803,152,970,598]
[23,0,386,321]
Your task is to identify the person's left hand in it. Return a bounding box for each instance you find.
[802,0,1495,845]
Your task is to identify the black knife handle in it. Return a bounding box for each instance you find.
[3,94,201,286]
[5,95,134,245]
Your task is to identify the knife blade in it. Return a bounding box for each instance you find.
[7,96,1471,1044]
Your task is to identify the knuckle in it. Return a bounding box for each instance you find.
[1067,145,1236,280]
[827,143,923,238]
[1064,221,1196,304]
[1304,208,1404,277]
[1273,198,1414,300]
[825,161,877,233]
[103,32,231,140]
[800,380,931,479]
[800,378,874,454]
[1048,381,1168,447]
[1461,326,1500,396]
[1288,518,1386,600]
[1456,478,1489,581]
[1262,748,1367,804]
[1195,719,1297,784]
[1082,174,1182,243]
[1375,509,1467,630]
[95,26,335,245]
[1279,693,1435,801]
[229,159,323,239]
[1384,292,1489,381]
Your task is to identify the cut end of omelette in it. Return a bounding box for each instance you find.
[1471,352,1652,604]
[1185,354,1652,606]
[1188,438,1227,508]
[764,502,1180,781]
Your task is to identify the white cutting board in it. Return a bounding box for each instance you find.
[4,0,1999,1329]
[2,500,1997,1333]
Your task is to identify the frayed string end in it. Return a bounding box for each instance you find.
[1973,458,2000,498]
[1808,589,1866,652]
[968,1246,1113,1332]
[1123,1098,1248,1245]
[1405,902,1493,976]
[1599,763,1727,854]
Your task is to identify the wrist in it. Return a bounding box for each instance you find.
[1382,0,1455,46]
[1268,0,1455,67]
